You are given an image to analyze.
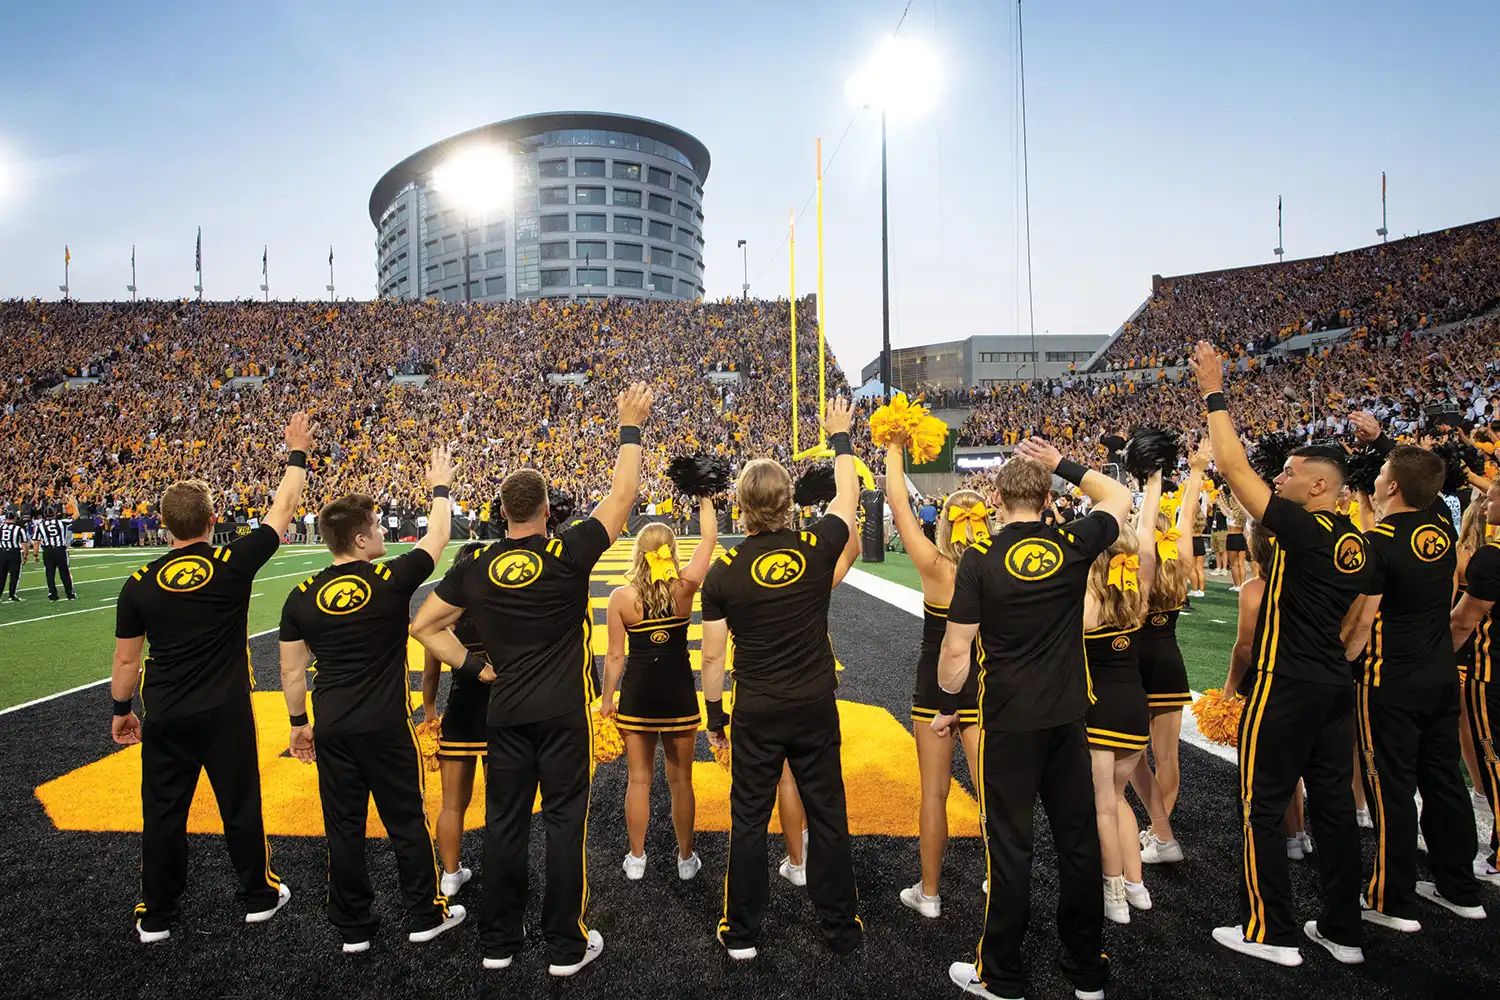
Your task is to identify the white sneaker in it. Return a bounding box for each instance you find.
[1140,834,1184,864]
[342,940,370,954]
[481,955,512,969]
[549,928,604,976]
[1356,807,1373,829]
[718,928,757,961]
[1227,586,1240,593]
[1212,924,1303,966]
[678,852,702,881]
[948,961,1016,999]
[440,867,472,898]
[900,882,942,918]
[623,852,647,881]
[136,921,170,944]
[1286,836,1305,861]
[1304,920,1364,964]
[1103,875,1130,924]
[1474,859,1500,885]
[1298,831,1314,856]
[1361,896,1421,932]
[245,882,292,924]
[1124,879,1152,911]
[779,857,807,887]
[981,878,989,894]
[1076,991,1105,1000]
[1416,881,1487,919]
[409,904,466,942]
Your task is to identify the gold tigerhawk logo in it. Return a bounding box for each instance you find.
[1150,613,1169,627]
[1335,533,1367,574]
[650,629,670,645]
[1410,525,1450,563]
[751,549,806,588]
[1005,538,1063,581]
[489,550,543,589]
[1111,635,1131,651]
[157,555,214,593]
[316,575,371,615]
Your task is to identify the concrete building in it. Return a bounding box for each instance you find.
[369,112,710,303]
[861,333,1109,390]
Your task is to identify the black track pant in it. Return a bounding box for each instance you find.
[136,696,280,931]
[0,550,19,597]
[719,695,862,954]
[43,546,74,598]
[481,711,592,965]
[1237,672,1361,948]
[974,720,1106,999]
[314,723,448,943]
[1357,681,1482,916]
[1463,678,1500,866]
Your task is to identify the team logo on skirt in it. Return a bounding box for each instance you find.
[316,575,371,615]
[1111,635,1131,651]
[1004,538,1063,581]
[157,555,214,593]
[1410,524,1450,563]
[1334,533,1367,574]
[751,549,806,588]
[1150,613,1169,627]
[650,629,670,644]
[489,550,543,589]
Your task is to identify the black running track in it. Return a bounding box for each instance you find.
[2,574,1497,1000]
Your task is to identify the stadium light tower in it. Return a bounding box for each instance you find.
[430,145,511,303]
[846,35,940,401]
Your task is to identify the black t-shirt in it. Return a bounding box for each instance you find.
[434,518,611,725]
[1359,503,1457,687]
[1254,497,1369,686]
[279,549,435,735]
[700,516,850,713]
[1466,541,1500,684]
[115,525,280,720]
[949,511,1120,731]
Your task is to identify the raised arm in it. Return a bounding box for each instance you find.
[1136,471,1164,597]
[262,412,313,536]
[823,397,859,533]
[1177,439,1210,562]
[1014,438,1133,527]
[590,384,655,543]
[680,497,717,586]
[415,444,454,563]
[832,516,863,587]
[886,441,942,572]
[1190,342,1272,521]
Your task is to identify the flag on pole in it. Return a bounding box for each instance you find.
[262,246,268,277]
[1382,171,1386,198]
[65,246,70,265]
[329,246,334,266]
[131,245,135,269]
[195,227,202,273]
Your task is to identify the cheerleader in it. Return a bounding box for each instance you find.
[1221,491,1249,592]
[884,436,991,918]
[599,498,718,881]
[1083,483,1155,923]
[419,542,490,898]
[1456,490,1491,805]
[1134,440,1208,865]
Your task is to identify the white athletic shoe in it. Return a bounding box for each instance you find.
[1298,831,1314,856]
[1286,836,1305,861]
[1140,833,1184,864]
[623,852,647,881]
[1228,586,1241,593]
[1124,879,1152,911]
[549,928,604,976]
[481,955,512,969]
[678,852,702,881]
[1356,807,1373,829]
[1474,859,1500,885]
[981,878,989,894]
[440,867,472,898]
[717,928,757,961]
[1416,881,1487,919]
[1103,875,1130,925]
[948,961,1016,999]
[342,940,370,954]
[409,904,466,943]
[246,882,292,924]
[1361,896,1421,933]
[1212,925,1303,966]
[900,883,942,918]
[779,857,807,887]
[136,921,170,944]
[1304,921,1364,964]
[1076,992,1105,1000]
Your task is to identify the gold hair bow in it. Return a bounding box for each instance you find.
[1155,527,1181,563]
[946,502,992,545]
[1107,553,1140,592]
[644,544,678,583]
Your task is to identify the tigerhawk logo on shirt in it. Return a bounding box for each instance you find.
[751,549,806,588]
[1410,524,1450,563]
[157,555,214,593]
[1005,538,1063,581]
[489,550,543,589]
[316,575,371,615]
[1335,533,1367,574]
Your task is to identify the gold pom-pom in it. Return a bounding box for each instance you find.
[711,743,732,771]
[591,709,624,764]
[869,392,928,449]
[1190,689,1244,747]
[414,717,442,772]
[907,414,950,465]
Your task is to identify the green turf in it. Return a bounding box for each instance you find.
[849,551,925,592]
[0,542,460,710]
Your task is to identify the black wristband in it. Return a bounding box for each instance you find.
[1055,458,1089,485]
[289,713,309,728]
[934,688,961,716]
[1204,391,1228,413]
[830,431,853,457]
[112,698,133,717]
[1370,431,1394,458]
[287,450,307,468]
[619,425,642,446]
[455,652,487,683]
[705,698,728,732]
[432,486,450,499]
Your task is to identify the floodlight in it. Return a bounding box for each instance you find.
[845,35,941,117]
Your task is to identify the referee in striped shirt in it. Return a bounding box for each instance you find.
[0,512,28,602]
[33,505,77,602]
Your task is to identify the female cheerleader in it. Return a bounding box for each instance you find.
[1135,439,1208,865]
[420,542,490,898]
[600,498,717,881]
[1084,476,1156,923]
[1221,491,1248,592]
[884,436,991,918]
[1456,490,1491,802]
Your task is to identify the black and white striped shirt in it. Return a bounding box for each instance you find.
[32,519,73,548]
[0,523,27,551]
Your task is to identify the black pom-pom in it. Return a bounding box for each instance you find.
[667,454,732,497]
[546,488,575,530]
[1250,432,1301,484]
[1433,442,1483,497]
[1121,426,1180,483]
[794,465,837,506]
[1344,447,1384,496]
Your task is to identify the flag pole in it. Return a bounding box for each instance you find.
[62,246,70,301]
[327,246,336,301]
[128,245,137,301]
[261,246,269,302]
[816,136,827,446]
[789,208,798,457]
[1377,171,1389,242]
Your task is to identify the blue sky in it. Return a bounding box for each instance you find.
[2,0,1496,379]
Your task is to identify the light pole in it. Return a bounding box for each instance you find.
[737,238,748,299]
[1376,171,1388,242]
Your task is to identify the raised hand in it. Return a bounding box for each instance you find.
[1349,411,1382,444]
[618,383,655,427]
[1189,437,1213,472]
[822,395,853,436]
[1190,341,1224,395]
[426,442,455,489]
[284,411,313,453]
[1014,437,1062,471]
